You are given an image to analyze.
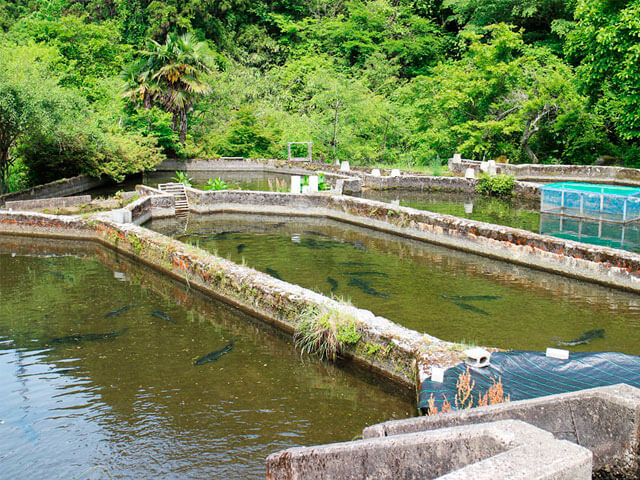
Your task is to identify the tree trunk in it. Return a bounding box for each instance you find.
[0,148,9,195]
[520,107,550,164]
[331,99,341,159]
[179,109,187,146]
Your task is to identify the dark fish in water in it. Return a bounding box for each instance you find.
[104,304,136,318]
[269,222,286,229]
[266,267,282,280]
[345,271,389,278]
[298,238,344,250]
[237,243,247,253]
[555,329,605,347]
[43,271,73,281]
[347,277,389,298]
[452,301,489,315]
[209,230,244,239]
[194,339,235,366]
[440,295,502,301]
[349,240,366,251]
[151,310,177,324]
[327,276,338,291]
[303,230,331,238]
[34,257,56,266]
[49,328,128,345]
[340,261,377,267]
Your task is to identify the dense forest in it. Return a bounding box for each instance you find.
[1,0,639,193]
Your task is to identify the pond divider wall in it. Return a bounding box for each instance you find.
[0,174,107,206]
[5,195,92,211]
[449,158,640,186]
[186,189,640,293]
[0,208,459,392]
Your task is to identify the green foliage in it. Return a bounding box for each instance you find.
[209,107,281,158]
[475,173,516,197]
[172,171,193,187]
[204,177,229,190]
[566,0,640,141]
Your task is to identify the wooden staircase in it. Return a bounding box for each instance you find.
[158,182,190,216]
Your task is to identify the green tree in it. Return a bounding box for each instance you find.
[123,32,213,145]
[566,0,640,142]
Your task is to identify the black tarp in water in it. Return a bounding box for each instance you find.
[419,350,640,411]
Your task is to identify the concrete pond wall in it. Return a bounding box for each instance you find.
[449,158,640,186]
[0,174,106,206]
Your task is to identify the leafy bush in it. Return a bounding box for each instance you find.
[172,171,193,187]
[475,173,515,197]
[204,177,229,191]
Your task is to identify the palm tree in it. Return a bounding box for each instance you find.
[122,33,213,145]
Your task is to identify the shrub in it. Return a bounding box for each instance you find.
[475,173,515,197]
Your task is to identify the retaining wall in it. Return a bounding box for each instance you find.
[5,195,92,211]
[449,159,640,186]
[267,419,592,480]
[364,384,640,479]
[0,174,105,206]
[185,189,640,294]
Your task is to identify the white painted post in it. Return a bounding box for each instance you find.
[340,161,350,172]
[308,175,319,192]
[623,199,628,222]
[488,160,497,175]
[452,153,462,163]
[291,175,301,193]
[464,168,475,179]
[390,169,400,177]
[371,169,381,176]
[464,202,473,215]
[480,161,489,173]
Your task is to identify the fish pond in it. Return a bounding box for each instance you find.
[87,170,295,198]
[359,190,640,253]
[147,213,640,354]
[0,236,412,479]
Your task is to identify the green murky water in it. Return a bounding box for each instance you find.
[360,190,640,253]
[147,213,640,354]
[0,236,412,479]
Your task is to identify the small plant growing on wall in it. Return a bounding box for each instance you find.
[294,306,361,361]
[204,177,229,191]
[475,173,515,197]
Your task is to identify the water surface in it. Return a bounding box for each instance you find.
[0,236,411,479]
[147,213,640,354]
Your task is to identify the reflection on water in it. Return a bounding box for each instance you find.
[147,213,640,354]
[0,236,412,479]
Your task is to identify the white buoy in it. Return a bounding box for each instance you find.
[546,348,569,360]
[308,175,319,192]
[291,175,301,193]
[371,169,381,177]
[465,168,475,179]
[390,169,401,177]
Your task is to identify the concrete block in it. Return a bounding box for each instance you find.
[391,169,401,177]
[308,175,319,192]
[371,169,381,176]
[266,420,591,480]
[452,153,462,163]
[464,168,475,179]
[291,175,301,193]
[363,384,640,478]
[340,161,350,172]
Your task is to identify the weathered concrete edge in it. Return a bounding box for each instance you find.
[0,210,464,393]
[0,174,106,205]
[5,195,92,211]
[266,419,592,480]
[363,383,640,478]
